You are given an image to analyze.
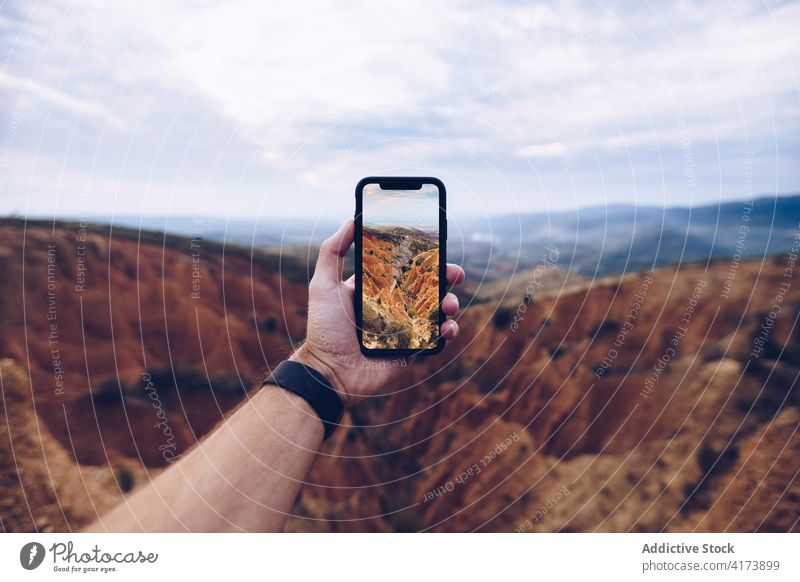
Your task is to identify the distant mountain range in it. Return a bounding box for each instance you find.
[460,194,800,278]
[46,193,800,279]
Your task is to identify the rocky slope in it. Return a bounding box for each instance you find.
[362,226,439,349]
[1,219,798,533]
[0,359,142,531]
[0,219,308,471]
[291,257,800,532]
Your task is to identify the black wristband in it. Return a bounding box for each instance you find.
[262,360,344,440]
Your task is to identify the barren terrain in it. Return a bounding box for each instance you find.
[362,226,439,349]
[1,219,797,532]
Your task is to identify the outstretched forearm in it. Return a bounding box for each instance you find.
[86,219,464,533]
[86,384,324,532]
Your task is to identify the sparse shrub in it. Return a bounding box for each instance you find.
[387,506,424,533]
[114,465,135,493]
[493,307,513,328]
[589,320,620,337]
[394,329,412,349]
[141,367,244,397]
[92,378,124,405]
[210,370,247,396]
[255,316,277,333]
[444,359,466,381]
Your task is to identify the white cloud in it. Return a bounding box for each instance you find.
[0,71,126,127]
[1,0,799,215]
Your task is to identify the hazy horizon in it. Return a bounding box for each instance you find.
[8,191,798,224]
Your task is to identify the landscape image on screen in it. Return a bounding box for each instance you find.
[361,183,440,350]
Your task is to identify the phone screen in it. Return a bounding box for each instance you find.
[359,180,443,352]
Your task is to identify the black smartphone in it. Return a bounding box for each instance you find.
[355,176,447,356]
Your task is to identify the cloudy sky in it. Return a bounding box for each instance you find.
[1,0,798,222]
[363,183,440,228]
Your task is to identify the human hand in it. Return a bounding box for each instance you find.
[291,219,465,408]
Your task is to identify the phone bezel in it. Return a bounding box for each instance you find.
[354,176,447,357]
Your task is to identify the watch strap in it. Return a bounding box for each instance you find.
[263,360,344,440]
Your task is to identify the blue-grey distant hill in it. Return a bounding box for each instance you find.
[449,194,800,277]
[48,193,800,278]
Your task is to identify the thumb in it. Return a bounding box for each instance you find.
[311,219,354,289]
